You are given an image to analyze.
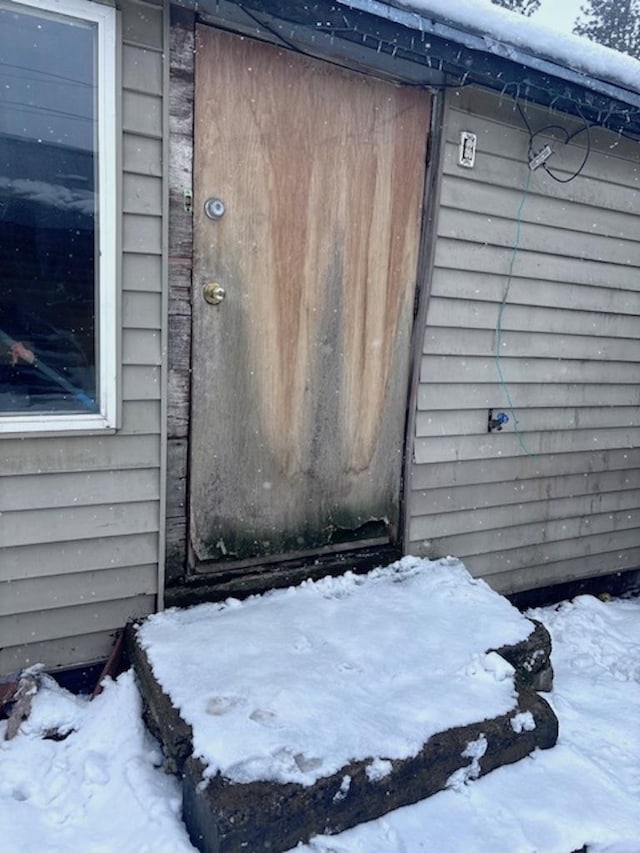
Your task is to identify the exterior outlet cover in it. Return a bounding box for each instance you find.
[458,131,477,168]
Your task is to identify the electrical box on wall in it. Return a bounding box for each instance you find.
[458,131,477,168]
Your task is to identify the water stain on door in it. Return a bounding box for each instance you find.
[190,25,430,568]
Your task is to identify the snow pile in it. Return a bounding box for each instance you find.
[137,557,532,786]
[387,0,640,94]
[0,671,193,853]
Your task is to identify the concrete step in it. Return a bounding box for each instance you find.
[127,560,558,853]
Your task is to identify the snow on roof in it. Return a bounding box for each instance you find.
[387,0,640,97]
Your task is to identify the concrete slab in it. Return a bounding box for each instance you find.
[127,563,558,852]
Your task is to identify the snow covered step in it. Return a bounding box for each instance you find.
[128,557,558,853]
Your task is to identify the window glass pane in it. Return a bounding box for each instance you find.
[0,3,98,413]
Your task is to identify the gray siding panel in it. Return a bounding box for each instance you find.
[123,328,162,365]
[1,0,167,674]
[123,135,163,177]
[1,469,160,512]
[485,550,640,595]
[431,269,640,314]
[3,502,159,548]
[437,207,640,268]
[1,565,157,616]
[123,213,163,254]
[411,448,640,491]
[408,87,640,592]
[0,595,155,651]
[416,507,639,559]
[418,383,638,411]
[463,528,640,578]
[122,44,164,95]
[124,173,163,215]
[0,435,161,475]
[120,400,162,434]
[1,534,159,581]
[410,489,639,541]
[123,90,162,138]
[420,355,639,384]
[439,175,638,241]
[121,0,164,49]
[123,366,162,401]
[417,407,640,437]
[0,630,137,674]
[424,327,640,361]
[426,296,640,337]
[432,241,640,290]
[123,291,163,328]
[123,253,163,292]
[412,469,638,516]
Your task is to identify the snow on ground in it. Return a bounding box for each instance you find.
[0,669,193,853]
[137,557,532,786]
[1,563,639,852]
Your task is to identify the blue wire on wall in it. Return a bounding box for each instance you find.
[494,167,537,457]
[500,102,595,457]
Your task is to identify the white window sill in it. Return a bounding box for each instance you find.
[0,413,117,437]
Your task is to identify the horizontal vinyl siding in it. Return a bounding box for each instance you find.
[2,534,158,581]
[3,503,159,548]
[0,434,162,475]
[0,0,166,674]
[1,469,160,512]
[0,566,158,617]
[0,596,155,652]
[0,628,151,675]
[408,87,640,594]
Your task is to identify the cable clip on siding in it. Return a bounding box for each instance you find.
[488,409,509,433]
[528,145,553,170]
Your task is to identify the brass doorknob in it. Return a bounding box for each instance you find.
[203,282,226,305]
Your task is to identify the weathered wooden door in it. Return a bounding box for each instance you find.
[189,25,430,569]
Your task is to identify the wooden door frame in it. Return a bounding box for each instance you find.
[164,4,444,596]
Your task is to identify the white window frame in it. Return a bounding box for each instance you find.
[0,0,117,434]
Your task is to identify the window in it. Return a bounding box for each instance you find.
[0,0,117,432]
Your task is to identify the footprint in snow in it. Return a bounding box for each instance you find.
[249,708,281,728]
[205,695,246,716]
[272,748,323,774]
[293,635,313,654]
[336,661,362,675]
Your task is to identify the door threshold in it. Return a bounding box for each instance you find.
[164,544,402,609]
[192,536,391,575]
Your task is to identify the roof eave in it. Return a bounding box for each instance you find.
[341,0,640,110]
